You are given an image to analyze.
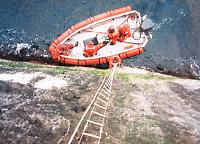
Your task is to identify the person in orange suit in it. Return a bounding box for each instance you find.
[83,41,105,57]
[57,42,78,56]
[118,24,131,42]
[107,26,120,45]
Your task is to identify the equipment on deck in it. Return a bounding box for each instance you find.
[49,5,153,67]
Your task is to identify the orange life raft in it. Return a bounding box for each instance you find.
[48,6,153,67]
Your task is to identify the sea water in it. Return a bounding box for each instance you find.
[0,0,199,79]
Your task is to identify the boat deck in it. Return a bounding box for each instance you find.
[63,12,148,59]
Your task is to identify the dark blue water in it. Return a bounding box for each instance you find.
[0,0,200,79]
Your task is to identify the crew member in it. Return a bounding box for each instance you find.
[57,42,78,56]
[118,24,131,42]
[83,41,104,57]
[107,26,120,45]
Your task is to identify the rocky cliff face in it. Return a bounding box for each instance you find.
[106,69,200,144]
[0,60,199,144]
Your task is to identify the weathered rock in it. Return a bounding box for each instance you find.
[0,60,101,144]
[105,70,200,144]
[0,60,200,144]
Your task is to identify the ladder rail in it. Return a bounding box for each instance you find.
[97,65,116,144]
[67,63,118,144]
[67,72,110,144]
[78,76,112,144]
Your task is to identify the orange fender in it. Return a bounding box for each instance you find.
[109,55,122,69]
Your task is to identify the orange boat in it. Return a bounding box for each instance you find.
[48,6,154,68]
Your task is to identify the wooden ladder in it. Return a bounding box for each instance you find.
[78,73,113,144]
[58,63,118,144]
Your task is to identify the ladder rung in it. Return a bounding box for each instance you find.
[95,103,106,110]
[105,81,111,87]
[92,111,106,117]
[102,89,110,96]
[82,132,100,139]
[87,120,104,127]
[107,78,111,83]
[100,93,109,100]
[104,86,111,93]
[105,83,110,89]
[97,98,107,104]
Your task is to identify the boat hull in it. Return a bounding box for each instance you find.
[49,6,148,66]
[58,47,144,66]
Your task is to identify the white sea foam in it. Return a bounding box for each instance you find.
[153,17,173,30]
[188,58,200,79]
[14,43,31,54]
